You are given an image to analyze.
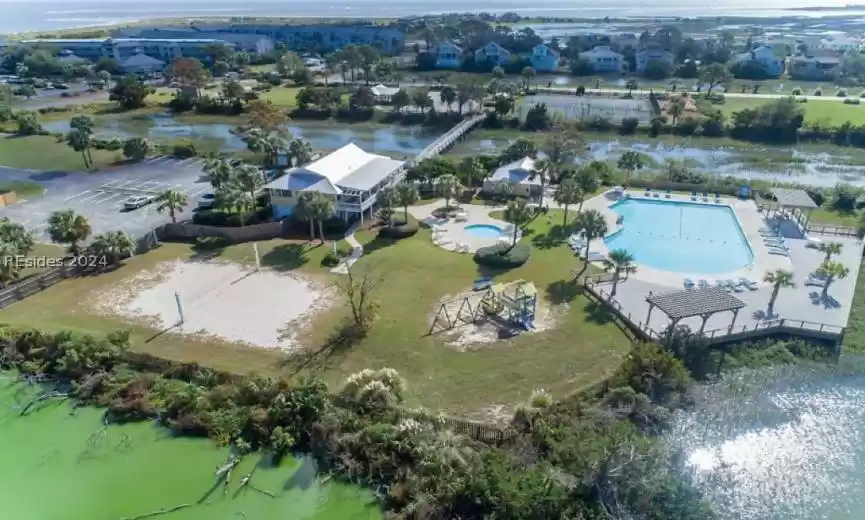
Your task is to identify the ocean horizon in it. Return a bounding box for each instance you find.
[0,0,864,35]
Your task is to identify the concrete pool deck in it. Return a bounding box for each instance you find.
[585,191,792,289]
[408,201,519,252]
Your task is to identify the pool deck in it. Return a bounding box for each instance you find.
[408,201,519,252]
[585,191,791,289]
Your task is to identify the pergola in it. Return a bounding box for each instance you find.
[767,188,819,229]
[645,288,746,335]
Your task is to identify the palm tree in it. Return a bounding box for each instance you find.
[439,86,456,112]
[156,189,189,223]
[617,151,644,187]
[668,97,685,125]
[66,129,93,170]
[47,210,91,256]
[531,158,556,208]
[233,163,265,211]
[458,156,484,190]
[294,192,316,239]
[308,193,335,244]
[575,209,608,267]
[0,242,20,288]
[818,241,843,262]
[763,268,795,317]
[521,66,536,91]
[574,165,600,214]
[215,185,250,224]
[534,130,582,208]
[287,138,313,167]
[395,182,419,223]
[378,185,398,226]
[503,198,533,247]
[88,231,136,265]
[602,248,637,296]
[202,155,233,189]
[816,260,850,297]
[554,178,582,227]
[436,174,460,208]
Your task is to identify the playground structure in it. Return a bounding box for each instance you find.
[429,279,538,335]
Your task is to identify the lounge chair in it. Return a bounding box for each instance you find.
[690,191,697,201]
[434,237,452,246]
[582,251,606,262]
[454,213,468,222]
[702,192,709,202]
[714,192,721,203]
[653,191,660,198]
[698,279,710,289]
[739,278,759,290]
[805,275,826,287]
[725,279,745,292]
[684,278,695,290]
[665,190,672,198]
[767,248,789,257]
[645,188,651,196]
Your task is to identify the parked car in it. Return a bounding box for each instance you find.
[123,194,156,210]
[197,193,216,209]
[52,83,69,89]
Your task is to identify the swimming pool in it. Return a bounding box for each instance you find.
[464,224,504,239]
[604,199,754,274]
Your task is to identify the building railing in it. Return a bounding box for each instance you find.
[582,277,844,346]
[806,223,860,238]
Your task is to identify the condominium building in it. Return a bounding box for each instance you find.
[18,37,234,66]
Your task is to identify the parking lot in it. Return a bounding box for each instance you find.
[0,157,213,242]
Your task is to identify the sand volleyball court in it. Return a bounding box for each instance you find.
[96,259,334,349]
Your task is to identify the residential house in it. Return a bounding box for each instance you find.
[435,40,463,69]
[265,143,405,222]
[482,157,542,198]
[789,56,841,80]
[635,48,675,74]
[735,45,784,77]
[530,43,559,72]
[17,37,233,66]
[578,46,623,73]
[474,41,512,67]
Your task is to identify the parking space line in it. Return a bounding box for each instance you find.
[79,191,108,202]
[187,187,209,197]
[64,189,92,201]
[97,193,127,204]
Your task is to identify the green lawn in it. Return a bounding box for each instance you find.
[0,213,632,417]
[844,262,865,354]
[260,87,301,107]
[16,243,65,281]
[808,207,861,227]
[0,135,123,171]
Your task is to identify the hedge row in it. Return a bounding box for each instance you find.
[473,243,530,268]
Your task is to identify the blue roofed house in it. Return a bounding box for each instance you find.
[735,45,784,77]
[482,157,542,198]
[265,143,405,223]
[474,41,512,67]
[635,48,675,74]
[530,43,559,72]
[435,40,463,69]
[578,46,623,73]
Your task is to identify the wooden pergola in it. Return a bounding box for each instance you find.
[767,187,819,230]
[645,287,746,336]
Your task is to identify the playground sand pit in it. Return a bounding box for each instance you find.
[94,259,334,350]
[429,287,557,351]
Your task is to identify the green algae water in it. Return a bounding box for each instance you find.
[0,375,383,520]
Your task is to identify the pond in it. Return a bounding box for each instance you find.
[43,112,441,157]
[0,374,382,520]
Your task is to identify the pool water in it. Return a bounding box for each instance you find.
[605,199,754,274]
[464,224,504,239]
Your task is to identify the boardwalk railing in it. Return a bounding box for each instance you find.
[582,277,844,346]
[806,223,860,238]
[412,114,486,164]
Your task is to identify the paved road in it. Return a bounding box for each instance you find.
[0,157,212,242]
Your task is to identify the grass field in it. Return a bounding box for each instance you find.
[0,180,44,199]
[711,96,865,126]
[0,210,631,417]
[0,135,123,171]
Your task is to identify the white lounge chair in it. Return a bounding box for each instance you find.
[684,278,695,290]
[739,277,759,290]
[454,213,468,222]
[805,275,826,287]
[434,237,452,246]
[724,279,744,292]
[698,279,710,289]
[768,249,788,257]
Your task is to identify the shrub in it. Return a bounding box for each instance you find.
[791,87,802,95]
[844,98,861,105]
[837,88,848,97]
[378,214,419,239]
[172,141,197,158]
[813,87,823,96]
[194,236,230,250]
[192,205,271,227]
[473,243,531,268]
[321,251,341,267]
[860,91,865,98]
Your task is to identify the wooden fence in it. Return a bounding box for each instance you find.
[393,408,515,444]
[0,264,83,310]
